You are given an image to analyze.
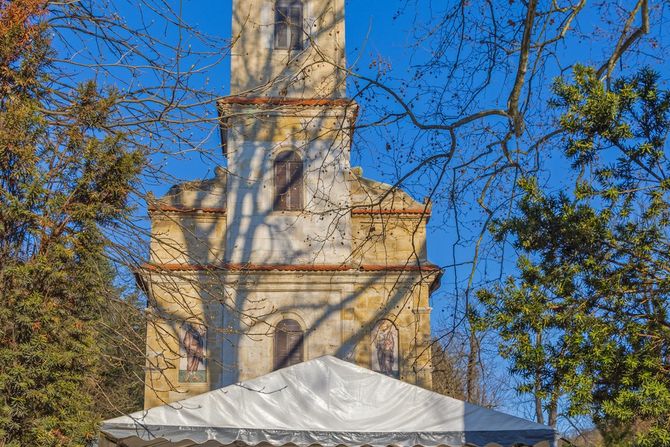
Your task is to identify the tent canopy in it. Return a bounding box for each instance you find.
[101,356,557,447]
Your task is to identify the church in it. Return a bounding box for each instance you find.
[139,0,441,409]
[102,2,559,445]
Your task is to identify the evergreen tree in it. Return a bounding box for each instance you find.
[0,1,143,445]
[477,67,670,446]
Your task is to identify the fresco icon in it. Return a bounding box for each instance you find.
[370,319,399,378]
[179,322,207,383]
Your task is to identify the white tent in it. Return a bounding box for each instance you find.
[101,356,557,447]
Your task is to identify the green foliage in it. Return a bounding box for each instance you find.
[478,67,670,446]
[0,4,144,446]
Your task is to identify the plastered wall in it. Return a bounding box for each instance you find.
[143,270,434,409]
[141,0,437,410]
[231,0,347,97]
[223,104,354,265]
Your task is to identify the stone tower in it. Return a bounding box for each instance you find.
[141,0,440,409]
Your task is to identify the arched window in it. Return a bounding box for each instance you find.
[370,319,399,378]
[274,319,304,370]
[274,0,304,50]
[273,151,303,211]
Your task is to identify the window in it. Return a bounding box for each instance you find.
[274,0,303,50]
[273,151,303,211]
[274,319,304,370]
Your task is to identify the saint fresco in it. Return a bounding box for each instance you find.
[370,319,399,377]
[179,322,207,383]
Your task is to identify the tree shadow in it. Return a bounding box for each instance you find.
[137,0,439,411]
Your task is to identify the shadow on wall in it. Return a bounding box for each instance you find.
[138,0,438,409]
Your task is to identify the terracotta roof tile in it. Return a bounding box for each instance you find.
[359,264,441,272]
[224,263,352,272]
[351,208,431,216]
[148,206,429,216]
[218,96,353,107]
[141,263,441,273]
[148,205,226,215]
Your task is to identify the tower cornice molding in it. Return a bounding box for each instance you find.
[218,96,355,108]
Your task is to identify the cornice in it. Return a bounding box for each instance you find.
[141,262,441,273]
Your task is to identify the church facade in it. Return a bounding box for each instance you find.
[140,0,441,409]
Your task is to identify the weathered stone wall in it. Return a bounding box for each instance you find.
[223,103,354,265]
[351,214,429,265]
[143,134,436,410]
[143,277,224,407]
[150,213,227,264]
[141,0,437,411]
[142,269,435,409]
[231,0,347,98]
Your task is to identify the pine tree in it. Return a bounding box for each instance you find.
[477,67,670,446]
[0,1,143,445]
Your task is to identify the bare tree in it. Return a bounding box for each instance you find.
[11,1,665,435]
[88,0,665,415]
[343,0,665,410]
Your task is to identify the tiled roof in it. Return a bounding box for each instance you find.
[141,263,441,273]
[148,205,226,214]
[218,96,354,107]
[147,206,428,216]
[351,208,431,216]
[359,264,440,272]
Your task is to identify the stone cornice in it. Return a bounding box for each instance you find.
[141,262,441,273]
[217,96,360,126]
[147,206,428,217]
[147,205,226,215]
[351,208,431,216]
[137,263,443,293]
[218,96,354,108]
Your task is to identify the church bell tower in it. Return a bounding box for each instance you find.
[230,0,347,98]
[142,0,439,409]
[220,0,356,267]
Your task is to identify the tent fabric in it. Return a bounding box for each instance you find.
[101,356,557,447]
